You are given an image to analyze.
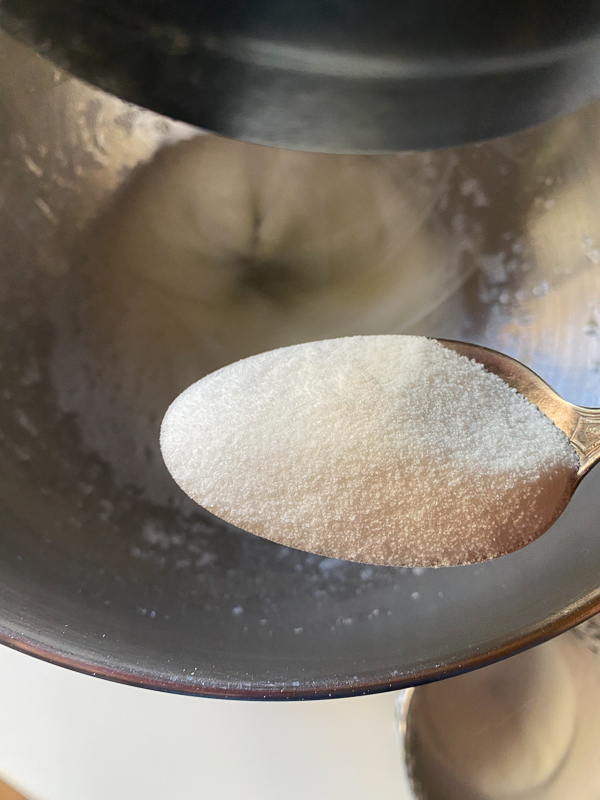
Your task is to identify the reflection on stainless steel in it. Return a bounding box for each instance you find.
[2,31,600,698]
[49,134,473,500]
[398,633,600,800]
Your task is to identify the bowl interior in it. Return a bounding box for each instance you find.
[1,33,600,698]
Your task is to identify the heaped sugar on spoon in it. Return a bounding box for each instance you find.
[160,335,598,568]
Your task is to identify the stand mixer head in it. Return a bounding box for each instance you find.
[3,0,600,151]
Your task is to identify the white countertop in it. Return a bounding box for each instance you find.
[0,644,413,800]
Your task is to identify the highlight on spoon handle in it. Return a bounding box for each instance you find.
[570,407,600,480]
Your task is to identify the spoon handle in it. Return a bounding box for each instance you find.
[570,407,600,480]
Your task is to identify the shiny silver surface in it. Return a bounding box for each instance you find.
[398,633,600,799]
[2,33,600,699]
[3,0,600,151]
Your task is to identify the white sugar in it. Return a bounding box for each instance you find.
[160,335,578,567]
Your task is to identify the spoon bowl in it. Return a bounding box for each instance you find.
[161,335,591,568]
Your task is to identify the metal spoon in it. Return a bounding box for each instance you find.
[162,336,600,568]
[440,340,600,482]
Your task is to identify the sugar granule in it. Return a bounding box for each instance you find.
[160,336,579,567]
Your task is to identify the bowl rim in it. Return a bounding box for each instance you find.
[1,594,599,700]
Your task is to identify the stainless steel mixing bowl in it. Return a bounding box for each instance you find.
[1,32,600,699]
